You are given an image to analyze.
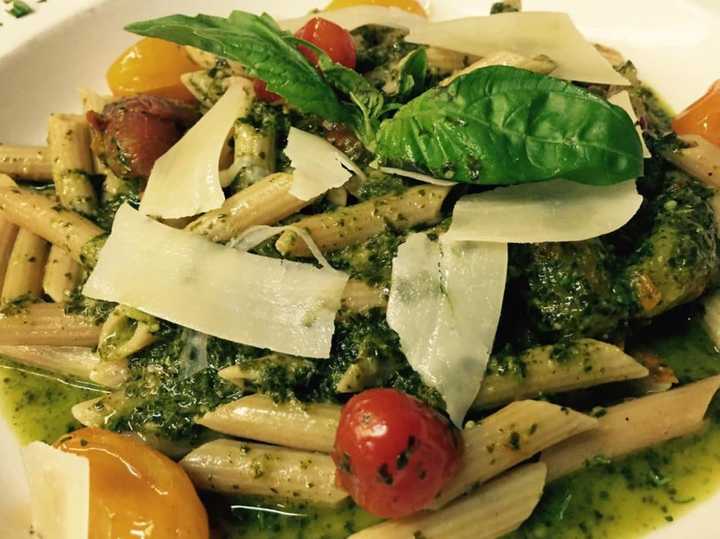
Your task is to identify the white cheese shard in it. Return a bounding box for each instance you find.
[387,233,507,426]
[406,12,629,85]
[445,179,642,244]
[280,6,425,33]
[0,420,31,539]
[379,167,457,187]
[608,91,652,158]
[83,205,349,359]
[140,78,255,219]
[22,442,89,539]
[286,127,365,201]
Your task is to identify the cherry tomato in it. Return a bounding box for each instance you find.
[325,0,427,17]
[332,389,461,518]
[253,79,283,103]
[107,37,200,103]
[672,80,720,147]
[295,17,357,69]
[56,428,209,539]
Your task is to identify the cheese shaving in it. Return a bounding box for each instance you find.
[379,167,457,187]
[287,127,365,201]
[140,78,255,219]
[22,442,89,539]
[387,233,507,426]
[406,12,629,85]
[608,91,652,158]
[445,179,642,244]
[83,205,349,359]
[280,6,425,33]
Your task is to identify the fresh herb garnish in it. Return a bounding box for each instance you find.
[6,0,33,17]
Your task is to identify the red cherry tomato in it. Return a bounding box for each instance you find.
[252,78,282,103]
[294,17,357,69]
[332,388,461,518]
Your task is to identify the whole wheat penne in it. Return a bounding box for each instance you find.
[220,121,276,189]
[48,113,98,215]
[198,394,341,453]
[42,245,81,303]
[432,400,596,509]
[473,339,649,410]
[425,47,476,76]
[666,134,720,187]
[186,172,309,242]
[349,463,547,539]
[541,375,720,481]
[97,305,158,362]
[88,358,129,388]
[2,229,50,303]
[0,344,100,382]
[341,280,388,312]
[0,216,19,287]
[0,303,100,346]
[276,186,450,257]
[181,439,348,505]
[72,390,129,427]
[0,186,104,264]
[442,51,556,86]
[0,145,52,181]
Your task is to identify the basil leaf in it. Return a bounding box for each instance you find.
[375,66,645,185]
[125,12,349,122]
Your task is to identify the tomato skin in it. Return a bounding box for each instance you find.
[332,389,461,518]
[252,79,283,103]
[672,80,720,146]
[295,17,357,69]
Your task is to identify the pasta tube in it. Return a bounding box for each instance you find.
[186,172,310,242]
[180,439,349,505]
[349,463,547,539]
[97,305,158,362]
[198,394,341,453]
[425,47,476,76]
[72,390,129,428]
[220,121,276,189]
[541,375,720,481]
[1,228,50,304]
[88,358,129,389]
[47,113,98,215]
[0,216,19,287]
[441,51,557,86]
[341,280,388,312]
[0,186,104,264]
[473,339,649,410]
[666,134,720,188]
[0,145,52,181]
[432,400,596,508]
[0,303,100,346]
[0,345,100,382]
[276,186,450,257]
[42,245,81,303]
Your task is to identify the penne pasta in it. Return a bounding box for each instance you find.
[42,245,82,303]
[97,305,158,362]
[276,186,450,257]
[349,463,547,539]
[541,375,720,481]
[88,358,129,389]
[441,51,557,86]
[72,390,129,427]
[0,144,52,181]
[432,400,596,508]
[47,113,98,215]
[0,302,100,346]
[0,216,19,287]
[473,339,649,410]
[220,121,276,189]
[340,279,388,313]
[180,439,349,505]
[425,47,477,76]
[0,344,100,382]
[1,228,50,304]
[186,172,310,242]
[666,134,720,187]
[198,394,341,453]
[0,186,104,264]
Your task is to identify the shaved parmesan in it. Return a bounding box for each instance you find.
[280,6,425,33]
[379,167,457,187]
[387,233,507,426]
[83,205,348,358]
[22,442,89,539]
[445,179,642,244]
[0,421,31,538]
[406,12,628,85]
[608,91,652,158]
[140,78,255,219]
[287,127,364,201]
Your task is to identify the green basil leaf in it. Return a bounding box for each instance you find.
[375,66,645,185]
[125,12,349,123]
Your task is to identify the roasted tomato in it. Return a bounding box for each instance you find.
[325,0,427,17]
[107,37,200,102]
[295,17,357,69]
[56,428,209,539]
[672,80,720,146]
[86,95,199,179]
[332,388,462,518]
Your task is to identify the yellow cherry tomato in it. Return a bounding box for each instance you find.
[672,80,720,147]
[107,37,199,102]
[325,0,427,17]
[56,428,209,539]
